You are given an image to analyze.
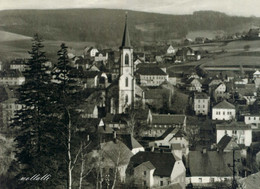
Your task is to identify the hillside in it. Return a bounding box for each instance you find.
[0,9,260,47]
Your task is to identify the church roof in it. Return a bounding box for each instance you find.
[120,14,131,49]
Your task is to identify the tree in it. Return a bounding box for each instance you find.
[12,34,55,188]
[51,43,87,189]
[185,125,200,149]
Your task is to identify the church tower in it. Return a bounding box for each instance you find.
[118,14,135,114]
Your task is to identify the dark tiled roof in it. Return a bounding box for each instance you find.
[131,151,176,177]
[188,151,241,176]
[119,134,143,150]
[157,128,176,140]
[136,67,167,76]
[194,92,209,99]
[216,122,251,130]
[120,16,131,48]
[85,71,100,78]
[213,100,235,109]
[136,161,155,170]
[217,135,232,150]
[152,114,186,125]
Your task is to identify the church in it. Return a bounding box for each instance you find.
[106,14,140,114]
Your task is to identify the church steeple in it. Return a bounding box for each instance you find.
[120,12,131,49]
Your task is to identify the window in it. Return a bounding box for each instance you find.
[223,112,225,115]
[160,181,163,186]
[254,117,256,120]
[198,105,200,108]
[125,95,128,104]
[199,178,202,183]
[125,54,129,65]
[203,105,205,108]
[232,130,237,134]
[210,178,214,182]
[144,171,146,176]
[143,181,146,186]
[125,77,128,87]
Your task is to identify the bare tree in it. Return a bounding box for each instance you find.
[185,125,200,148]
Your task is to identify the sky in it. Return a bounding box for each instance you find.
[0,0,259,17]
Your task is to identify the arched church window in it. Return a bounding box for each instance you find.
[125,77,128,87]
[125,53,129,65]
[125,94,128,104]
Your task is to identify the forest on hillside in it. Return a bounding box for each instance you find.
[0,9,259,47]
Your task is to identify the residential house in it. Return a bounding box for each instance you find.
[212,100,236,121]
[186,78,202,92]
[248,28,260,38]
[187,150,241,187]
[77,103,98,118]
[145,113,186,137]
[253,70,260,88]
[166,45,176,54]
[193,92,210,115]
[216,122,252,146]
[235,84,257,105]
[148,128,189,157]
[94,52,108,62]
[168,72,183,86]
[84,71,108,88]
[244,114,260,126]
[84,47,99,57]
[195,37,205,44]
[95,140,134,183]
[1,98,22,127]
[213,83,226,101]
[9,59,27,71]
[0,70,25,86]
[129,151,186,188]
[136,67,168,86]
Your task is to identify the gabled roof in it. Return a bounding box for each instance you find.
[136,161,155,170]
[119,134,143,150]
[217,135,232,150]
[131,151,176,177]
[213,100,235,109]
[152,114,186,125]
[239,171,260,189]
[188,151,241,177]
[254,70,260,75]
[136,67,167,76]
[101,140,133,166]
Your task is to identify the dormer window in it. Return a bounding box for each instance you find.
[125,53,129,65]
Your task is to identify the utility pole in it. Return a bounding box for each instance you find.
[228,149,239,189]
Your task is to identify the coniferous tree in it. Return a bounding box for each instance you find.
[12,34,56,188]
[51,43,84,189]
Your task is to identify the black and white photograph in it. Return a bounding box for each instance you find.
[1,0,260,188]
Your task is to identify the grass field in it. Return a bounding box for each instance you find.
[0,33,96,63]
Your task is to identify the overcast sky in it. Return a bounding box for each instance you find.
[0,0,259,17]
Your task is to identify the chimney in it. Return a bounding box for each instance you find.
[202,148,207,154]
[151,146,154,152]
[113,131,117,140]
[87,135,90,142]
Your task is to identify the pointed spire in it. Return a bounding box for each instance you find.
[120,12,131,49]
